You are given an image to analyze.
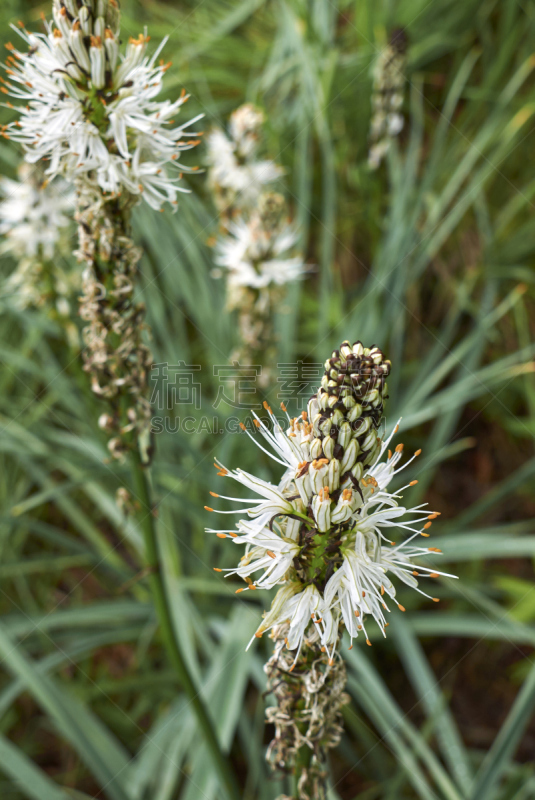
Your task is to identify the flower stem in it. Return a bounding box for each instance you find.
[293,742,313,798]
[130,449,241,800]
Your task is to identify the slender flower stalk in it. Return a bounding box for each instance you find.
[2,0,201,456]
[0,163,77,326]
[207,340,456,798]
[368,29,408,170]
[207,105,306,385]
[3,6,241,798]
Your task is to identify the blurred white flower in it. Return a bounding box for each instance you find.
[3,5,201,209]
[0,164,73,260]
[207,103,283,215]
[216,193,307,289]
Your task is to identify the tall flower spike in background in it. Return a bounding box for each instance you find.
[368,29,408,170]
[207,105,307,387]
[3,0,202,460]
[207,103,283,226]
[0,163,77,330]
[2,8,242,799]
[207,340,456,799]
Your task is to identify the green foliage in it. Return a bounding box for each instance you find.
[0,0,535,798]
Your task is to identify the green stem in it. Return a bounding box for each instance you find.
[293,741,313,798]
[130,450,241,800]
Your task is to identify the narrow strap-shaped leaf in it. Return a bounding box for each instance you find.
[469,660,535,800]
[0,732,71,800]
[392,617,472,792]
[0,624,132,800]
[346,648,463,800]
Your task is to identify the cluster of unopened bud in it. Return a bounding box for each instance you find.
[284,340,390,590]
[313,339,391,475]
[368,28,408,169]
[50,0,124,90]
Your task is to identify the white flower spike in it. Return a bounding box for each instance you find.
[207,340,457,659]
[2,2,201,210]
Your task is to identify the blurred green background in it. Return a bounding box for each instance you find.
[1,0,535,798]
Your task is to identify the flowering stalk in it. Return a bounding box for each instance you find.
[217,191,306,386]
[2,0,201,457]
[207,103,283,226]
[207,105,306,386]
[368,29,408,170]
[207,340,456,797]
[3,6,240,798]
[0,163,77,331]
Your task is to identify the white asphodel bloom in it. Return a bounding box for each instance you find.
[3,20,201,210]
[0,165,73,259]
[206,104,283,211]
[215,212,307,289]
[221,527,300,590]
[207,406,457,660]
